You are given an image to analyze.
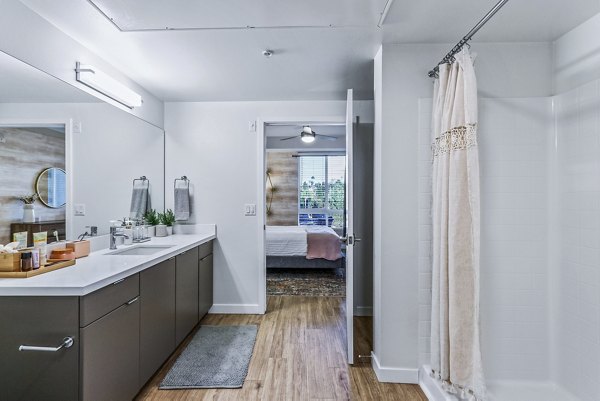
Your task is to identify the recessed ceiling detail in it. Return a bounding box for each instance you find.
[88,0,388,31]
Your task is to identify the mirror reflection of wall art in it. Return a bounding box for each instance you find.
[36,167,66,208]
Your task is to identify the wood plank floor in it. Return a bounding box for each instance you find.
[136,296,427,401]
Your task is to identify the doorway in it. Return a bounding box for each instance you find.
[257,92,374,365]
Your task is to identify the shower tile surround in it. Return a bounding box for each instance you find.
[417,94,598,399]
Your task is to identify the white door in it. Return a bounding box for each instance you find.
[345,89,354,364]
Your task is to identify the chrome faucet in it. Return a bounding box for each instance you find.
[109,226,129,250]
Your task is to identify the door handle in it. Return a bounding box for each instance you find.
[19,336,74,352]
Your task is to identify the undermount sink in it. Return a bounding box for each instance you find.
[106,245,174,256]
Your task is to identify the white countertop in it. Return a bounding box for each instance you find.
[0,225,216,297]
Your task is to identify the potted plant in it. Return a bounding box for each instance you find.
[18,194,38,223]
[161,209,176,235]
[143,209,159,237]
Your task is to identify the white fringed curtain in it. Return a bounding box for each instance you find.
[430,48,486,401]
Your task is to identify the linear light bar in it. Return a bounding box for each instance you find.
[75,62,142,108]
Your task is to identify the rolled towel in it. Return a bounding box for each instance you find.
[174,182,190,221]
[130,180,149,219]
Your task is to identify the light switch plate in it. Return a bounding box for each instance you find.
[244,204,256,216]
[74,203,86,216]
[72,121,82,134]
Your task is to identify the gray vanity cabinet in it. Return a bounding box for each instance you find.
[80,299,140,401]
[198,245,214,319]
[79,274,140,401]
[139,257,176,387]
[175,247,200,345]
[0,297,79,401]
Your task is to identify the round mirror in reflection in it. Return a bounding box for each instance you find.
[36,167,66,208]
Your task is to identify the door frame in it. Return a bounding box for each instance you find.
[256,115,346,314]
[0,118,74,239]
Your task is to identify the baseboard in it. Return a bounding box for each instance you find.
[370,352,419,384]
[354,306,373,316]
[418,365,458,401]
[209,303,264,314]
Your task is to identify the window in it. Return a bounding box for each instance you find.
[298,155,345,228]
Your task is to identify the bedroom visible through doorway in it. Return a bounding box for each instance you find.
[263,123,347,297]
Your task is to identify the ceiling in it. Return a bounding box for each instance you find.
[18,0,600,102]
[0,51,98,103]
[383,0,600,43]
[88,0,387,31]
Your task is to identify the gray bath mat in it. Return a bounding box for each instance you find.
[159,325,258,389]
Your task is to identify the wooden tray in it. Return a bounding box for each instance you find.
[0,259,76,278]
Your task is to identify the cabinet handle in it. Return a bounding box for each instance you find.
[19,336,74,352]
[125,296,139,306]
[112,278,125,285]
[180,251,186,255]
[168,257,175,261]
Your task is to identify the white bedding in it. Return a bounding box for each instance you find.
[265,226,308,256]
[265,225,340,257]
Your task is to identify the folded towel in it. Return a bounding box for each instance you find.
[174,182,190,221]
[130,180,149,219]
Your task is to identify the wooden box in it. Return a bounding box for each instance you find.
[0,253,21,272]
[66,240,90,259]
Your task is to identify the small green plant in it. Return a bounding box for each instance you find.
[144,209,159,226]
[159,209,176,227]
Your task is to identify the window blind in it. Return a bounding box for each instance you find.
[298,155,345,227]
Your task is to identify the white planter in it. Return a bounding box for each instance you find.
[22,204,35,223]
[166,226,173,235]
[147,225,156,237]
[155,224,168,237]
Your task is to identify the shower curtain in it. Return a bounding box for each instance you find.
[430,48,485,401]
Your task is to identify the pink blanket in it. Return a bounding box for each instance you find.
[306,226,343,261]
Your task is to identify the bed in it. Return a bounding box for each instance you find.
[266,225,345,269]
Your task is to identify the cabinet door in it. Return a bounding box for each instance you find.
[80,298,140,401]
[176,247,199,345]
[0,297,79,401]
[140,257,176,387]
[199,254,213,320]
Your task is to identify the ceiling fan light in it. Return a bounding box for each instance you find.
[301,125,315,143]
[301,134,315,143]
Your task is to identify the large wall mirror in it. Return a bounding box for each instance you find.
[0,50,165,244]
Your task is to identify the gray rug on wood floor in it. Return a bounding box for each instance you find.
[159,325,258,389]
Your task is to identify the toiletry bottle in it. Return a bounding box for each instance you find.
[20,252,33,271]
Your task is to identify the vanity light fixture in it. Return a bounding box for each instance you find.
[75,62,142,109]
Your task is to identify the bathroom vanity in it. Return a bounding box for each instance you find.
[0,229,215,401]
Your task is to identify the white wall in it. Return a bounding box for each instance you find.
[0,0,164,128]
[554,77,600,401]
[374,42,553,380]
[554,13,600,94]
[165,100,372,313]
[0,102,164,238]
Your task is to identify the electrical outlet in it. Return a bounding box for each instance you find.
[248,120,256,132]
[74,203,86,216]
[244,204,256,216]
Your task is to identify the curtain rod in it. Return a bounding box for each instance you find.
[427,0,510,78]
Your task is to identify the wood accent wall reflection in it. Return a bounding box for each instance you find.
[266,152,298,226]
[0,127,65,243]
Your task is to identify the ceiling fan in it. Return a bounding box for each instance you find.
[279,125,338,143]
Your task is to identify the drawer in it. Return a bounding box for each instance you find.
[198,240,213,260]
[80,274,139,327]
